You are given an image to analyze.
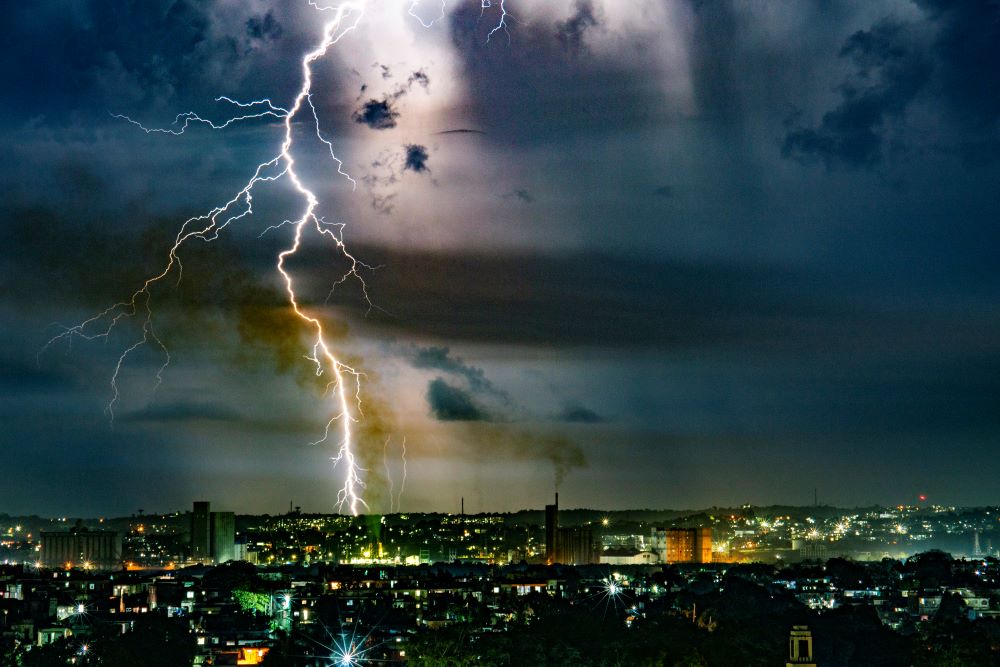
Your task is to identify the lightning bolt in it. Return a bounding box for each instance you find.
[42,2,371,515]
[41,1,513,517]
[482,0,513,43]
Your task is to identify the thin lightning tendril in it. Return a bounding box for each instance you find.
[40,1,512,517]
[408,0,447,28]
[381,435,408,513]
[482,0,513,43]
[382,437,395,513]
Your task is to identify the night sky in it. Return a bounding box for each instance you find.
[2,1,999,516]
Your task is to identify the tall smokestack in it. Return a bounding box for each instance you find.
[545,493,559,564]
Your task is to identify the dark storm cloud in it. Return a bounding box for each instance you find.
[784,1,1000,167]
[403,144,430,173]
[408,346,505,398]
[338,246,854,349]
[119,401,242,424]
[0,208,332,387]
[0,207,159,307]
[556,402,605,424]
[915,0,1000,161]
[500,189,533,203]
[556,0,598,54]
[0,356,74,392]
[3,0,1000,511]
[0,1,327,122]
[407,69,430,90]
[414,348,589,481]
[916,0,1000,125]
[449,1,664,144]
[353,98,400,130]
[426,377,490,421]
[683,0,762,125]
[783,20,931,168]
[246,12,283,41]
[15,0,204,106]
[352,66,428,132]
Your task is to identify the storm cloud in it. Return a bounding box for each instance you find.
[426,377,490,422]
[353,98,400,130]
[448,1,667,144]
[783,19,931,168]
[407,345,506,398]
[784,0,1000,167]
[403,144,430,173]
[3,0,1000,514]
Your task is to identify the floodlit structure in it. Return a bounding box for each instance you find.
[652,527,713,564]
[190,501,236,564]
[40,525,121,570]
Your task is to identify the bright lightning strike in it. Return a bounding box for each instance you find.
[40,1,514,517]
[43,2,372,515]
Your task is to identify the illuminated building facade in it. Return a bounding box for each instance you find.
[555,526,599,565]
[190,501,235,564]
[40,526,121,569]
[211,511,236,564]
[653,527,713,564]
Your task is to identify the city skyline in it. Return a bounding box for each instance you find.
[2,0,1000,516]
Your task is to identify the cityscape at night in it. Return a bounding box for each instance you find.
[2,499,1000,664]
[3,0,1000,665]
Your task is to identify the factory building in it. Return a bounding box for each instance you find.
[651,527,713,564]
[41,524,121,570]
[544,494,599,565]
[190,501,236,564]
